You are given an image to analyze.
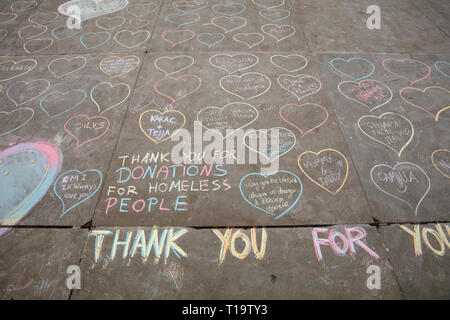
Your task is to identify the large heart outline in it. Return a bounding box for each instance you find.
[196,102,259,139]
[208,53,259,74]
[297,148,349,195]
[80,31,112,49]
[64,114,111,149]
[329,57,375,81]
[431,149,450,179]
[23,38,54,54]
[90,82,131,114]
[270,54,308,72]
[0,12,18,24]
[153,75,202,104]
[95,16,126,30]
[399,86,450,122]
[18,24,48,40]
[370,162,430,216]
[40,89,88,118]
[212,3,246,16]
[51,25,83,40]
[139,109,186,144]
[239,170,303,220]
[0,108,34,137]
[154,55,194,77]
[232,32,265,49]
[173,0,208,13]
[114,29,151,48]
[382,58,431,85]
[243,127,296,162]
[337,79,393,112]
[211,16,247,33]
[6,79,50,107]
[358,112,414,157]
[196,32,225,48]
[48,56,87,79]
[28,11,59,25]
[261,24,295,42]
[161,29,195,47]
[434,61,450,78]
[220,72,271,100]
[279,103,328,137]
[53,169,103,217]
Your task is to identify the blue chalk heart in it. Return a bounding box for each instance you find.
[80,31,111,49]
[435,61,450,78]
[126,2,158,18]
[212,3,246,16]
[329,57,375,81]
[40,90,87,118]
[165,12,200,28]
[239,170,303,220]
[53,169,102,217]
[258,7,290,22]
[0,29,8,42]
[196,32,225,48]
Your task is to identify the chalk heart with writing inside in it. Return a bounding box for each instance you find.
[208,53,259,74]
[220,72,271,100]
[139,109,186,143]
[261,24,295,42]
[399,86,450,122]
[53,169,103,217]
[278,74,321,101]
[64,114,111,149]
[382,58,431,85]
[90,82,131,114]
[279,103,328,137]
[154,75,202,104]
[197,102,259,138]
[358,112,414,157]
[431,149,450,179]
[243,127,296,162]
[239,170,303,220]
[370,162,430,216]
[0,108,34,137]
[270,54,307,73]
[154,55,194,77]
[0,59,37,82]
[100,55,140,78]
[0,141,62,226]
[297,149,349,195]
[48,56,87,79]
[338,79,393,112]
[58,0,128,22]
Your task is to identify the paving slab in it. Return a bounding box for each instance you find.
[0,53,142,226]
[148,0,307,52]
[0,227,88,299]
[318,53,450,223]
[0,0,163,56]
[72,224,401,299]
[289,0,450,53]
[380,222,450,299]
[411,0,450,37]
[92,51,373,227]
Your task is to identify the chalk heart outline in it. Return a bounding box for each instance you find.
[90,82,131,114]
[0,12,18,24]
[297,148,349,195]
[6,79,50,107]
[212,3,246,16]
[40,89,87,118]
[48,56,87,79]
[211,16,247,33]
[51,25,83,40]
[251,0,285,8]
[11,0,37,12]
[165,12,200,28]
[129,18,151,29]
[196,102,259,138]
[154,75,202,104]
[277,74,322,101]
[399,86,450,122]
[258,7,291,22]
[154,55,194,77]
[64,114,111,149]
[23,38,53,54]
[161,29,195,47]
[358,112,414,157]
[370,162,430,216]
[261,24,295,42]
[114,29,151,48]
[173,0,208,13]
[95,16,126,30]
[270,54,308,73]
[435,61,450,79]
[99,55,140,78]
[0,29,7,42]
[233,32,264,49]
[279,103,329,137]
[208,53,259,74]
[382,58,431,85]
[18,24,48,40]
[0,108,34,137]
[329,57,375,81]
[126,2,158,18]
[139,109,186,144]
[220,72,271,100]
[337,79,393,112]
[0,59,37,83]
[53,169,103,217]
[80,31,111,49]
[28,11,59,25]
[239,170,303,220]
[196,32,225,48]
[431,149,450,179]
[243,127,296,162]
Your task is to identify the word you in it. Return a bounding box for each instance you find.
[400,223,450,257]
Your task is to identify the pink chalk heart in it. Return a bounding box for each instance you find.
[161,29,195,47]
[129,18,151,29]
[0,141,62,226]
[64,114,110,149]
[382,58,431,85]
[279,103,329,137]
[154,75,202,104]
[233,32,264,49]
